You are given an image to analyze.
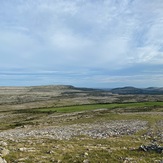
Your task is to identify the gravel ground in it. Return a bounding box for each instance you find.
[0,120,147,140]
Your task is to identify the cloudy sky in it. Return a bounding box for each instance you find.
[0,0,163,88]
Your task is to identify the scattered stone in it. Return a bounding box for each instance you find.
[139,143,163,153]
[19,147,27,152]
[17,157,28,161]
[0,120,147,140]
[46,150,54,154]
[83,159,89,163]
[19,147,35,152]
[123,157,134,163]
[84,152,89,156]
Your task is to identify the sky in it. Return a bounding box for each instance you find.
[0,0,163,88]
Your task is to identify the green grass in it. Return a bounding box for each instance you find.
[36,101,163,113]
[5,135,163,163]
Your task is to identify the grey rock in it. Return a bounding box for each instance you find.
[19,147,27,152]
[0,148,9,157]
[0,142,7,147]
[139,143,163,153]
[19,147,35,152]
[83,159,89,163]
[0,157,7,163]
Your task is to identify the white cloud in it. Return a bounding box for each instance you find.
[133,46,163,64]
[50,30,92,50]
[0,0,163,86]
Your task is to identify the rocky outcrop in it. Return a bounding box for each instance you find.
[139,143,163,153]
[0,157,7,163]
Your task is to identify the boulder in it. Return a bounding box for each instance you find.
[139,143,163,153]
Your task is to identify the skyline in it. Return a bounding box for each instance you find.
[0,0,163,88]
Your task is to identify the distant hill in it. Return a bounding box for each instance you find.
[1,85,163,99]
[110,86,163,95]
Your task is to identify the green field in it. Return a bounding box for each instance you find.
[36,101,163,113]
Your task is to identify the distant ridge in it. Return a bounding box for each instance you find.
[110,86,163,95]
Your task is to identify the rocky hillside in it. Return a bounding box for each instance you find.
[1,85,163,111]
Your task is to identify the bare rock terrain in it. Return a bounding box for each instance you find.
[0,120,147,140]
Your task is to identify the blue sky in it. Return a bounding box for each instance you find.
[0,0,163,88]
